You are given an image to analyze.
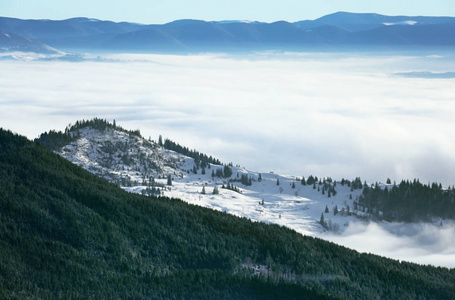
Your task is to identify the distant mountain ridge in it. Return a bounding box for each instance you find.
[1,12,455,53]
[0,29,59,53]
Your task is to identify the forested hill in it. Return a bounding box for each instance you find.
[1,128,455,299]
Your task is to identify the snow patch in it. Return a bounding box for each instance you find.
[383,20,418,26]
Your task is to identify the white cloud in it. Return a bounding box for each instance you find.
[322,221,455,268]
[2,53,455,187]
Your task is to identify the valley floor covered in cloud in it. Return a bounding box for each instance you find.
[323,221,455,268]
[1,51,455,268]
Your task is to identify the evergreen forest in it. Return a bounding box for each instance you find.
[358,180,455,221]
[1,128,455,299]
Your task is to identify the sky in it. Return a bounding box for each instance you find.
[2,0,455,24]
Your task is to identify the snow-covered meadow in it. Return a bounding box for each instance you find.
[1,51,455,267]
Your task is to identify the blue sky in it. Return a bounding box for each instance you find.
[2,0,455,23]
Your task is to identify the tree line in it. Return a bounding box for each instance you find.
[162,137,222,168]
[358,179,455,221]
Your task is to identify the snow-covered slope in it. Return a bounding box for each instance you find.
[55,124,364,237]
[59,127,187,184]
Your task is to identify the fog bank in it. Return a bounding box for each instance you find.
[323,221,455,268]
[1,52,454,186]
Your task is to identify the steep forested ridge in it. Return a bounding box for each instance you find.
[1,128,455,299]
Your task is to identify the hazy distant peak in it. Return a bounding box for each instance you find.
[163,19,208,27]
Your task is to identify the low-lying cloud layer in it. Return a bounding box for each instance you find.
[1,52,455,267]
[1,52,454,185]
[323,221,455,268]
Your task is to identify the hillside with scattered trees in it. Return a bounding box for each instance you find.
[2,128,455,298]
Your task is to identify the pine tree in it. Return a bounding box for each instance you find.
[258,173,262,182]
[201,186,206,194]
[325,205,329,213]
[223,165,232,178]
[292,182,296,189]
[167,175,172,186]
[158,135,163,146]
[212,186,219,195]
[277,178,280,186]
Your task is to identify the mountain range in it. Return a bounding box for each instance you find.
[1,12,455,53]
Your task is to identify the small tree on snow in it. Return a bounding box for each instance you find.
[212,186,219,195]
[320,213,326,229]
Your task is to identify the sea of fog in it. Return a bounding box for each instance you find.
[1,52,454,186]
[1,51,455,268]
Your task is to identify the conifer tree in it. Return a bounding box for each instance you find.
[320,213,325,226]
[223,165,232,178]
[212,186,219,195]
